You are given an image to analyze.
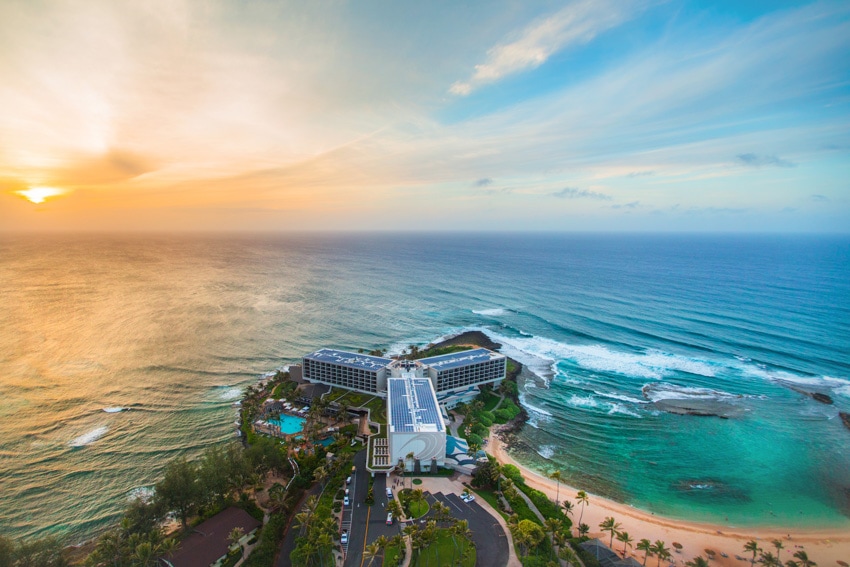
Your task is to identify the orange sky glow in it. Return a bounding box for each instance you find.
[1,1,848,232]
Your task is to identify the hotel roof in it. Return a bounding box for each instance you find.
[388,376,444,433]
[304,348,392,371]
[418,348,503,371]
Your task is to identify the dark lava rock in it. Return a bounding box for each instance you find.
[651,398,746,419]
[812,392,834,404]
[840,412,850,431]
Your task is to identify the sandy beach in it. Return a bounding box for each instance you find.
[489,434,850,566]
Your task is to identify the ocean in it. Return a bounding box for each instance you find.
[1,232,848,542]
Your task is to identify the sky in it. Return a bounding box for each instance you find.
[1,0,848,232]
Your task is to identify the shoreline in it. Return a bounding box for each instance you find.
[488,434,850,564]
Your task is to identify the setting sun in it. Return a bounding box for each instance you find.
[16,187,66,204]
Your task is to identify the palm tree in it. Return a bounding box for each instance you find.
[759,551,781,567]
[793,550,816,567]
[576,490,589,527]
[652,540,671,567]
[617,531,634,558]
[744,541,761,567]
[405,451,416,486]
[228,526,245,553]
[364,542,381,567]
[772,540,784,563]
[686,557,710,567]
[549,470,563,506]
[786,561,800,567]
[562,500,574,519]
[637,538,654,566]
[599,516,622,547]
[578,523,590,538]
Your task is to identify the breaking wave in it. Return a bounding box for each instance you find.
[472,308,509,317]
[69,426,108,448]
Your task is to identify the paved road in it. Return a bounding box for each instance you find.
[341,449,369,564]
[346,472,405,566]
[428,492,509,567]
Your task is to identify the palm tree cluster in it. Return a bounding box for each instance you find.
[289,495,338,567]
[363,534,405,567]
[84,514,178,567]
[743,539,815,567]
[0,535,66,567]
[403,509,474,567]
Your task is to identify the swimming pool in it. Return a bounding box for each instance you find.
[267,415,306,435]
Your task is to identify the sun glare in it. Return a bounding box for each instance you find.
[16,187,66,204]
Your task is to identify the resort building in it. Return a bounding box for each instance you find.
[417,348,506,400]
[387,372,446,472]
[302,349,391,395]
[301,346,506,406]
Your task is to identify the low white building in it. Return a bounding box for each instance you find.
[388,372,446,472]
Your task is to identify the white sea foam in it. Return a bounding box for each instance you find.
[537,445,556,459]
[642,383,739,403]
[566,394,641,417]
[219,388,242,401]
[472,308,508,317]
[102,407,126,413]
[127,486,155,503]
[607,403,641,418]
[593,390,648,404]
[833,385,850,399]
[567,395,600,409]
[69,426,108,447]
[481,329,718,383]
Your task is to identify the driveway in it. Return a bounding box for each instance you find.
[428,492,509,567]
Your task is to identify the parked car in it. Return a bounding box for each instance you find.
[386,487,393,498]
[460,492,475,503]
[344,496,350,506]
[346,476,352,485]
[345,488,350,496]
[340,530,348,545]
[386,512,393,525]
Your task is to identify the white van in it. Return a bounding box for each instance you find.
[386,487,393,499]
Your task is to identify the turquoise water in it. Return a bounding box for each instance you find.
[316,437,334,447]
[0,233,847,542]
[267,415,305,435]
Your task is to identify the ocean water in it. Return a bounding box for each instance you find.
[0,233,848,542]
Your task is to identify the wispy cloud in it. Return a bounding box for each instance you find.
[736,153,795,168]
[473,178,493,187]
[450,0,645,95]
[611,201,640,209]
[810,194,829,202]
[551,187,611,200]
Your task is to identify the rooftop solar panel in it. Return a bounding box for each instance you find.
[418,348,502,370]
[388,376,444,433]
[304,348,392,371]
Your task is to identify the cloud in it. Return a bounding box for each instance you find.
[473,178,493,187]
[551,187,611,200]
[627,170,654,177]
[736,153,795,168]
[810,194,829,202]
[450,0,645,95]
[611,201,640,209]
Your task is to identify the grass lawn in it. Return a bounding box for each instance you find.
[383,544,403,567]
[408,498,429,518]
[413,529,475,567]
[469,487,509,520]
[481,390,501,411]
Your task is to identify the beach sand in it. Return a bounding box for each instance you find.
[489,434,850,565]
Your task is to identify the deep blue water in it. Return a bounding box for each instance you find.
[0,232,848,541]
